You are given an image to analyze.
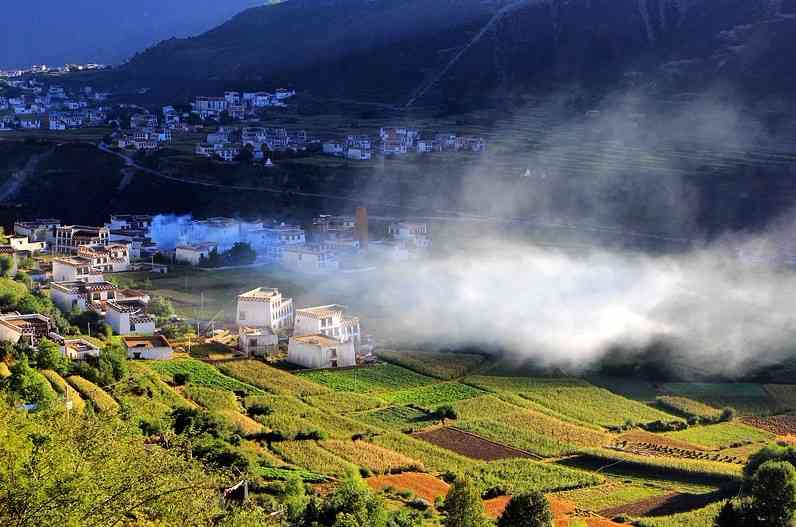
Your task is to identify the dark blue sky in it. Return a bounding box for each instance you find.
[1,0,264,68]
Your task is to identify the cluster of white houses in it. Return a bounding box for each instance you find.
[322,127,487,161]
[191,90,296,120]
[195,125,311,161]
[0,79,110,131]
[236,287,364,369]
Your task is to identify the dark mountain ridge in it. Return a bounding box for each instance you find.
[120,0,796,105]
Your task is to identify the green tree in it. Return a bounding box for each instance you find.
[748,460,796,527]
[387,510,424,527]
[149,296,176,322]
[32,338,70,374]
[319,468,388,527]
[5,356,55,409]
[0,254,14,277]
[497,492,553,527]
[714,499,751,527]
[436,404,458,421]
[442,475,488,527]
[284,473,310,522]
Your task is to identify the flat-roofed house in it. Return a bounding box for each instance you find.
[294,305,361,354]
[280,245,339,273]
[0,313,52,345]
[287,334,355,369]
[78,243,131,273]
[105,299,156,335]
[52,256,103,282]
[14,218,61,244]
[236,288,294,332]
[50,280,118,313]
[49,333,101,360]
[238,326,278,357]
[6,236,45,255]
[54,225,109,255]
[123,335,173,360]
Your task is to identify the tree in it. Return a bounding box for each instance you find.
[442,475,488,527]
[149,296,176,322]
[314,468,388,527]
[283,473,310,522]
[748,460,796,527]
[436,404,458,421]
[5,357,55,409]
[714,499,751,527]
[32,338,70,374]
[497,492,553,527]
[0,255,11,278]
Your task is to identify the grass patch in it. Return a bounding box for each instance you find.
[300,363,436,394]
[663,422,774,450]
[465,376,679,429]
[148,358,264,394]
[377,350,487,380]
[66,375,119,414]
[220,360,328,397]
[255,465,328,483]
[320,440,423,474]
[656,396,723,421]
[451,395,524,420]
[554,484,669,512]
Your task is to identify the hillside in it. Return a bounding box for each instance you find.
[120,0,796,105]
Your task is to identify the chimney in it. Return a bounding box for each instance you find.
[355,207,368,250]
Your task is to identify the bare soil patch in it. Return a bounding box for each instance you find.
[366,472,449,503]
[413,427,536,461]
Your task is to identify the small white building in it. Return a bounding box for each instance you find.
[6,236,45,254]
[0,313,52,345]
[238,326,279,357]
[49,333,101,360]
[294,305,361,354]
[175,243,218,265]
[236,287,294,332]
[280,245,339,273]
[78,243,131,273]
[123,335,173,360]
[52,256,102,283]
[50,280,118,313]
[105,299,156,335]
[288,334,355,369]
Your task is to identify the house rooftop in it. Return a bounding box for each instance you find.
[238,287,282,300]
[293,334,341,347]
[122,335,171,349]
[296,305,346,319]
[53,256,93,267]
[176,243,217,252]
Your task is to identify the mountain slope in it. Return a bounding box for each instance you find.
[120,0,796,104]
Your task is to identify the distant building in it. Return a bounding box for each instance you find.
[238,326,278,358]
[52,256,103,283]
[123,335,173,360]
[288,334,355,369]
[50,280,118,314]
[387,222,432,248]
[49,334,101,360]
[105,299,156,335]
[78,243,131,273]
[175,243,218,265]
[280,245,339,273]
[54,225,109,255]
[294,305,361,354]
[14,219,60,244]
[4,236,45,255]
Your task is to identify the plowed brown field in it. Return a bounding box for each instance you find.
[366,472,449,503]
[413,427,536,461]
[742,415,796,435]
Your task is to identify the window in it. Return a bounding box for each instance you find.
[239,311,246,320]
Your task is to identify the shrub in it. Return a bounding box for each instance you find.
[173,372,190,386]
[436,404,458,420]
[497,492,553,527]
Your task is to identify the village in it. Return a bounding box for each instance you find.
[0,211,432,370]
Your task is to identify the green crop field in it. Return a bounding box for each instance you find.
[244,395,374,439]
[451,395,524,420]
[271,440,356,476]
[465,376,679,429]
[663,422,774,449]
[656,396,723,420]
[147,358,264,394]
[571,449,742,483]
[634,501,727,527]
[377,350,487,380]
[763,384,796,411]
[385,382,484,407]
[554,483,669,512]
[183,385,241,412]
[41,369,86,414]
[304,392,385,414]
[359,406,439,432]
[466,458,603,495]
[586,376,662,402]
[255,466,328,483]
[113,363,196,423]
[320,440,423,474]
[373,432,476,474]
[661,383,777,415]
[456,409,610,458]
[300,363,436,394]
[220,360,328,397]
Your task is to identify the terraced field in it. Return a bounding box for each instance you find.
[65,375,119,414]
[220,360,329,397]
[320,440,423,474]
[304,392,385,414]
[359,405,438,431]
[300,363,435,394]
[376,350,487,379]
[41,369,86,414]
[148,358,264,395]
[662,422,774,450]
[386,382,483,407]
[271,440,356,477]
[465,376,679,429]
[742,414,796,435]
[661,383,777,416]
[414,427,538,461]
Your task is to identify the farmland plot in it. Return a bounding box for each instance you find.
[633,501,727,527]
[300,364,435,394]
[367,472,450,502]
[414,427,538,461]
[304,392,385,414]
[386,382,483,407]
[377,350,487,379]
[271,440,356,476]
[148,358,263,394]
[465,376,678,429]
[763,384,796,410]
[320,440,423,473]
[183,385,241,411]
[245,395,374,439]
[661,383,776,415]
[554,484,669,513]
[656,396,722,421]
[663,422,773,450]
[452,395,524,420]
[359,406,439,432]
[373,432,476,474]
[466,458,603,495]
[742,414,796,435]
[572,449,742,482]
[220,360,328,397]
